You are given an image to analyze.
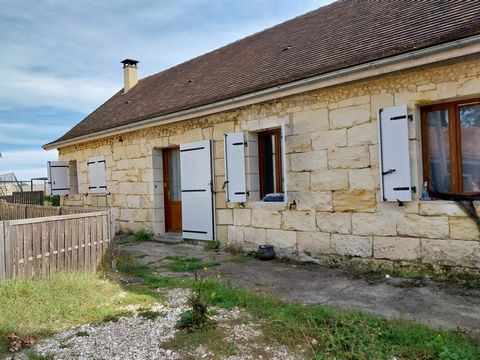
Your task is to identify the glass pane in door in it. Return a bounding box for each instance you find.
[460,104,480,192]
[168,149,181,201]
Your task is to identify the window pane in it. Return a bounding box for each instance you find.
[460,104,480,192]
[427,109,451,192]
[168,149,181,201]
[263,134,276,194]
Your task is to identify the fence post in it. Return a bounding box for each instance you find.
[0,221,5,282]
[3,221,12,280]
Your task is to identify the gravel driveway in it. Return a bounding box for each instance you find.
[10,288,302,360]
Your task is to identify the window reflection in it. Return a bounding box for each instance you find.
[460,104,480,192]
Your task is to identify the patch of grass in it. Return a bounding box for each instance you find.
[133,229,154,242]
[203,240,220,251]
[115,255,193,289]
[75,331,89,337]
[198,280,480,360]
[117,255,480,360]
[138,308,163,320]
[224,244,244,254]
[163,326,240,359]
[101,310,134,323]
[164,256,219,272]
[0,272,156,347]
[26,350,54,360]
[229,254,249,264]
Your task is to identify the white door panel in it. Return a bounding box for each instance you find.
[180,140,215,240]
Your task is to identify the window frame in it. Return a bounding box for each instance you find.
[421,98,480,195]
[258,128,283,198]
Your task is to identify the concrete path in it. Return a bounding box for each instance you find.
[119,240,480,338]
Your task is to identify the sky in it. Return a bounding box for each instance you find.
[0,0,333,181]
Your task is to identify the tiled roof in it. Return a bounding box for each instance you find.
[49,0,480,145]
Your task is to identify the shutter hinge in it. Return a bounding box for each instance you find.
[393,186,416,193]
[382,169,396,175]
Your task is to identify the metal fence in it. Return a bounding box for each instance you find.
[0,191,44,205]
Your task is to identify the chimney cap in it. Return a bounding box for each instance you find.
[121,59,139,67]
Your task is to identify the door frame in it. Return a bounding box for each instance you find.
[162,146,182,233]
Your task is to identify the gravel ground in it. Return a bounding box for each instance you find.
[9,288,302,360]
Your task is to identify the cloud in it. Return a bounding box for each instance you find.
[0,149,57,180]
[0,0,333,177]
[0,70,118,112]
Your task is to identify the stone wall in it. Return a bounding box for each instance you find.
[59,55,480,272]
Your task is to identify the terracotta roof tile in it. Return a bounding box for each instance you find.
[50,0,480,145]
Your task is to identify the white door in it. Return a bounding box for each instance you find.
[180,140,215,240]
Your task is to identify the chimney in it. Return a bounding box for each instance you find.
[121,59,139,93]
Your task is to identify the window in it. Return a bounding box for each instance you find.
[421,99,480,194]
[258,128,283,198]
[224,127,287,203]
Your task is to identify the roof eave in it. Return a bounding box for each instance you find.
[43,34,480,151]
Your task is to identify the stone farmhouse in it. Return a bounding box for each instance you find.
[44,2,480,273]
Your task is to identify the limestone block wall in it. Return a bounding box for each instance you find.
[59,55,480,272]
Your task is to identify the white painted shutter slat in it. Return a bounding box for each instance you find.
[224,132,247,202]
[47,161,69,196]
[378,105,412,202]
[180,140,215,240]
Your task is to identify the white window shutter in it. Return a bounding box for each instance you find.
[88,156,107,194]
[378,105,413,202]
[224,132,247,202]
[47,161,70,196]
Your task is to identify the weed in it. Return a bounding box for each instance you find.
[165,256,219,272]
[133,229,154,242]
[101,310,134,323]
[75,331,89,337]
[230,254,249,264]
[203,240,220,251]
[138,308,163,320]
[177,287,212,330]
[466,278,480,289]
[224,244,244,254]
[219,342,237,356]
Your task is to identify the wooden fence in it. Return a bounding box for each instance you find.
[0,191,44,205]
[0,202,104,221]
[0,210,114,282]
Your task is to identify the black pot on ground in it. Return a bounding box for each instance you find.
[257,245,275,260]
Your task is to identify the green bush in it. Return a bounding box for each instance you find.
[48,195,60,207]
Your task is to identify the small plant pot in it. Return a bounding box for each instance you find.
[257,245,275,260]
